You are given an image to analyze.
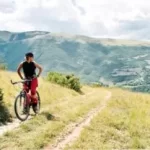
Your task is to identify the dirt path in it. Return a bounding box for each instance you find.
[45,91,112,150]
[0,116,33,136]
[0,119,20,136]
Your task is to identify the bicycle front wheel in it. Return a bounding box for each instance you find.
[14,93,30,121]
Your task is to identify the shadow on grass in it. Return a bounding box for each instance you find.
[78,90,84,95]
[41,111,60,121]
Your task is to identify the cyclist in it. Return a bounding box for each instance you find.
[17,52,43,112]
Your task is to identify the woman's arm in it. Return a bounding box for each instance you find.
[17,62,24,79]
[34,62,43,77]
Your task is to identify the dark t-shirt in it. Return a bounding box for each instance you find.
[22,61,36,78]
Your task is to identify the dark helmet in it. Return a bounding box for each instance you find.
[25,52,34,58]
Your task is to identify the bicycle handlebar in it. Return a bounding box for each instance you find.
[11,79,32,85]
[11,76,38,85]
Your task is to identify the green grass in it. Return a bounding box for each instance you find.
[66,89,150,149]
[4,70,150,149]
[0,70,80,116]
[0,70,108,150]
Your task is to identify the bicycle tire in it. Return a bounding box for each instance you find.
[14,93,30,121]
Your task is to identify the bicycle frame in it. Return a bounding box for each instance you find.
[11,79,32,105]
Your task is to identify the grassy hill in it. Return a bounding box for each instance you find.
[0,70,84,118]
[1,31,150,92]
[1,71,150,149]
[0,70,108,149]
[66,89,150,149]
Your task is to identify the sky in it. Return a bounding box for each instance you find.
[0,0,150,40]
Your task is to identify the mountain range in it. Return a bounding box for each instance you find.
[1,31,150,92]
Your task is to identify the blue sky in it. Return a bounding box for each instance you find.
[0,0,150,40]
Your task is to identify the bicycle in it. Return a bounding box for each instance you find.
[11,78,41,121]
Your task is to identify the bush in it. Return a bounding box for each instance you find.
[0,88,12,124]
[47,72,81,92]
[0,89,3,101]
[0,64,7,70]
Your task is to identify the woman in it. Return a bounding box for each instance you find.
[17,52,43,112]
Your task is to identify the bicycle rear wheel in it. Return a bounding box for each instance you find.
[14,93,30,121]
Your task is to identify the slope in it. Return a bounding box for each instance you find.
[0,70,109,149]
[66,88,150,149]
[1,71,150,149]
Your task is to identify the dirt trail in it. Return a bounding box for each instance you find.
[0,90,95,136]
[0,119,20,135]
[45,91,112,150]
[0,116,33,136]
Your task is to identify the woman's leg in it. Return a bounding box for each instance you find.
[30,78,38,104]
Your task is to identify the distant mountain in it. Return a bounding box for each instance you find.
[1,31,150,92]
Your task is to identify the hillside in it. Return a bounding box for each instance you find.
[1,31,150,92]
[1,71,150,149]
[0,70,108,149]
[66,89,150,149]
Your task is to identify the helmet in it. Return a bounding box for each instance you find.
[25,52,34,58]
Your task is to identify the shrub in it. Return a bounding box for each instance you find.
[0,88,12,124]
[0,88,3,101]
[47,72,81,92]
[0,64,7,70]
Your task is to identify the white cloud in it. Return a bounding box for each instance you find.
[0,0,150,40]
[0,0,16,13]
